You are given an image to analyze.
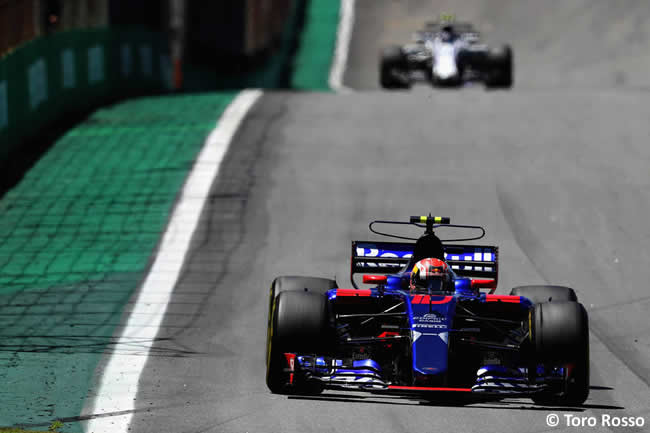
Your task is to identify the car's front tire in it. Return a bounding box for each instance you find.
[266,290,331,394]
[380,46,411,89]
[531,301,590,405]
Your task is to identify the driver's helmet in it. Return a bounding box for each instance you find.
[440,25,456,42]
[410,258,452,293]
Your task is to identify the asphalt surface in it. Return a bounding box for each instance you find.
[127,1,650,432]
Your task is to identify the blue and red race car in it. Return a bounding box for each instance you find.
[266,215,589,405]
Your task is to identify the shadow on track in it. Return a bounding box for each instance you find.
[288,392,625,412]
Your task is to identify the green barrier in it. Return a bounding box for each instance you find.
[0,29,171,157]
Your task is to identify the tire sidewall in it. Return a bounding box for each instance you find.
[266,290,331,393]
[532,301,590,405]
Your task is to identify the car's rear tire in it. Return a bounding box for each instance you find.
[267,276,336,337]
[266,291,331,394]
[380,46,410,89]
[485,44,513,89]
[531,301,590,405]
[269,276,336,304]
[510,285,578,304]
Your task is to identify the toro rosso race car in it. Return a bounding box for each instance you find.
[380,22,513,89]
[266,215,589,405]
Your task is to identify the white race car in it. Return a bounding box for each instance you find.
[380,23,513,89]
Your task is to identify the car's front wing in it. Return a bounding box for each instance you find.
[285,354,554,397]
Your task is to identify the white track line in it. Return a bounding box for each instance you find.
[85,89,263,433]
[329,0,356,92]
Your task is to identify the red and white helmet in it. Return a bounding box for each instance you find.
[410,258,452,293]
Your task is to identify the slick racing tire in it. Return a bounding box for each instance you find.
[380,46,410,89]
[269,276,337,300]
[510,285,578,304]
[485,44,513,89]
[531,301,590,405]
[266,291,331,394]
[267,276,336,337]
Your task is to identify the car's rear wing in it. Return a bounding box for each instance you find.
[351,240,498,283]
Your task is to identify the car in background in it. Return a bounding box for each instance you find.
[380,22,513,89]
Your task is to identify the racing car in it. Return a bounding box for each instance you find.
[266,215,589,405]
[379,22,513,89]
